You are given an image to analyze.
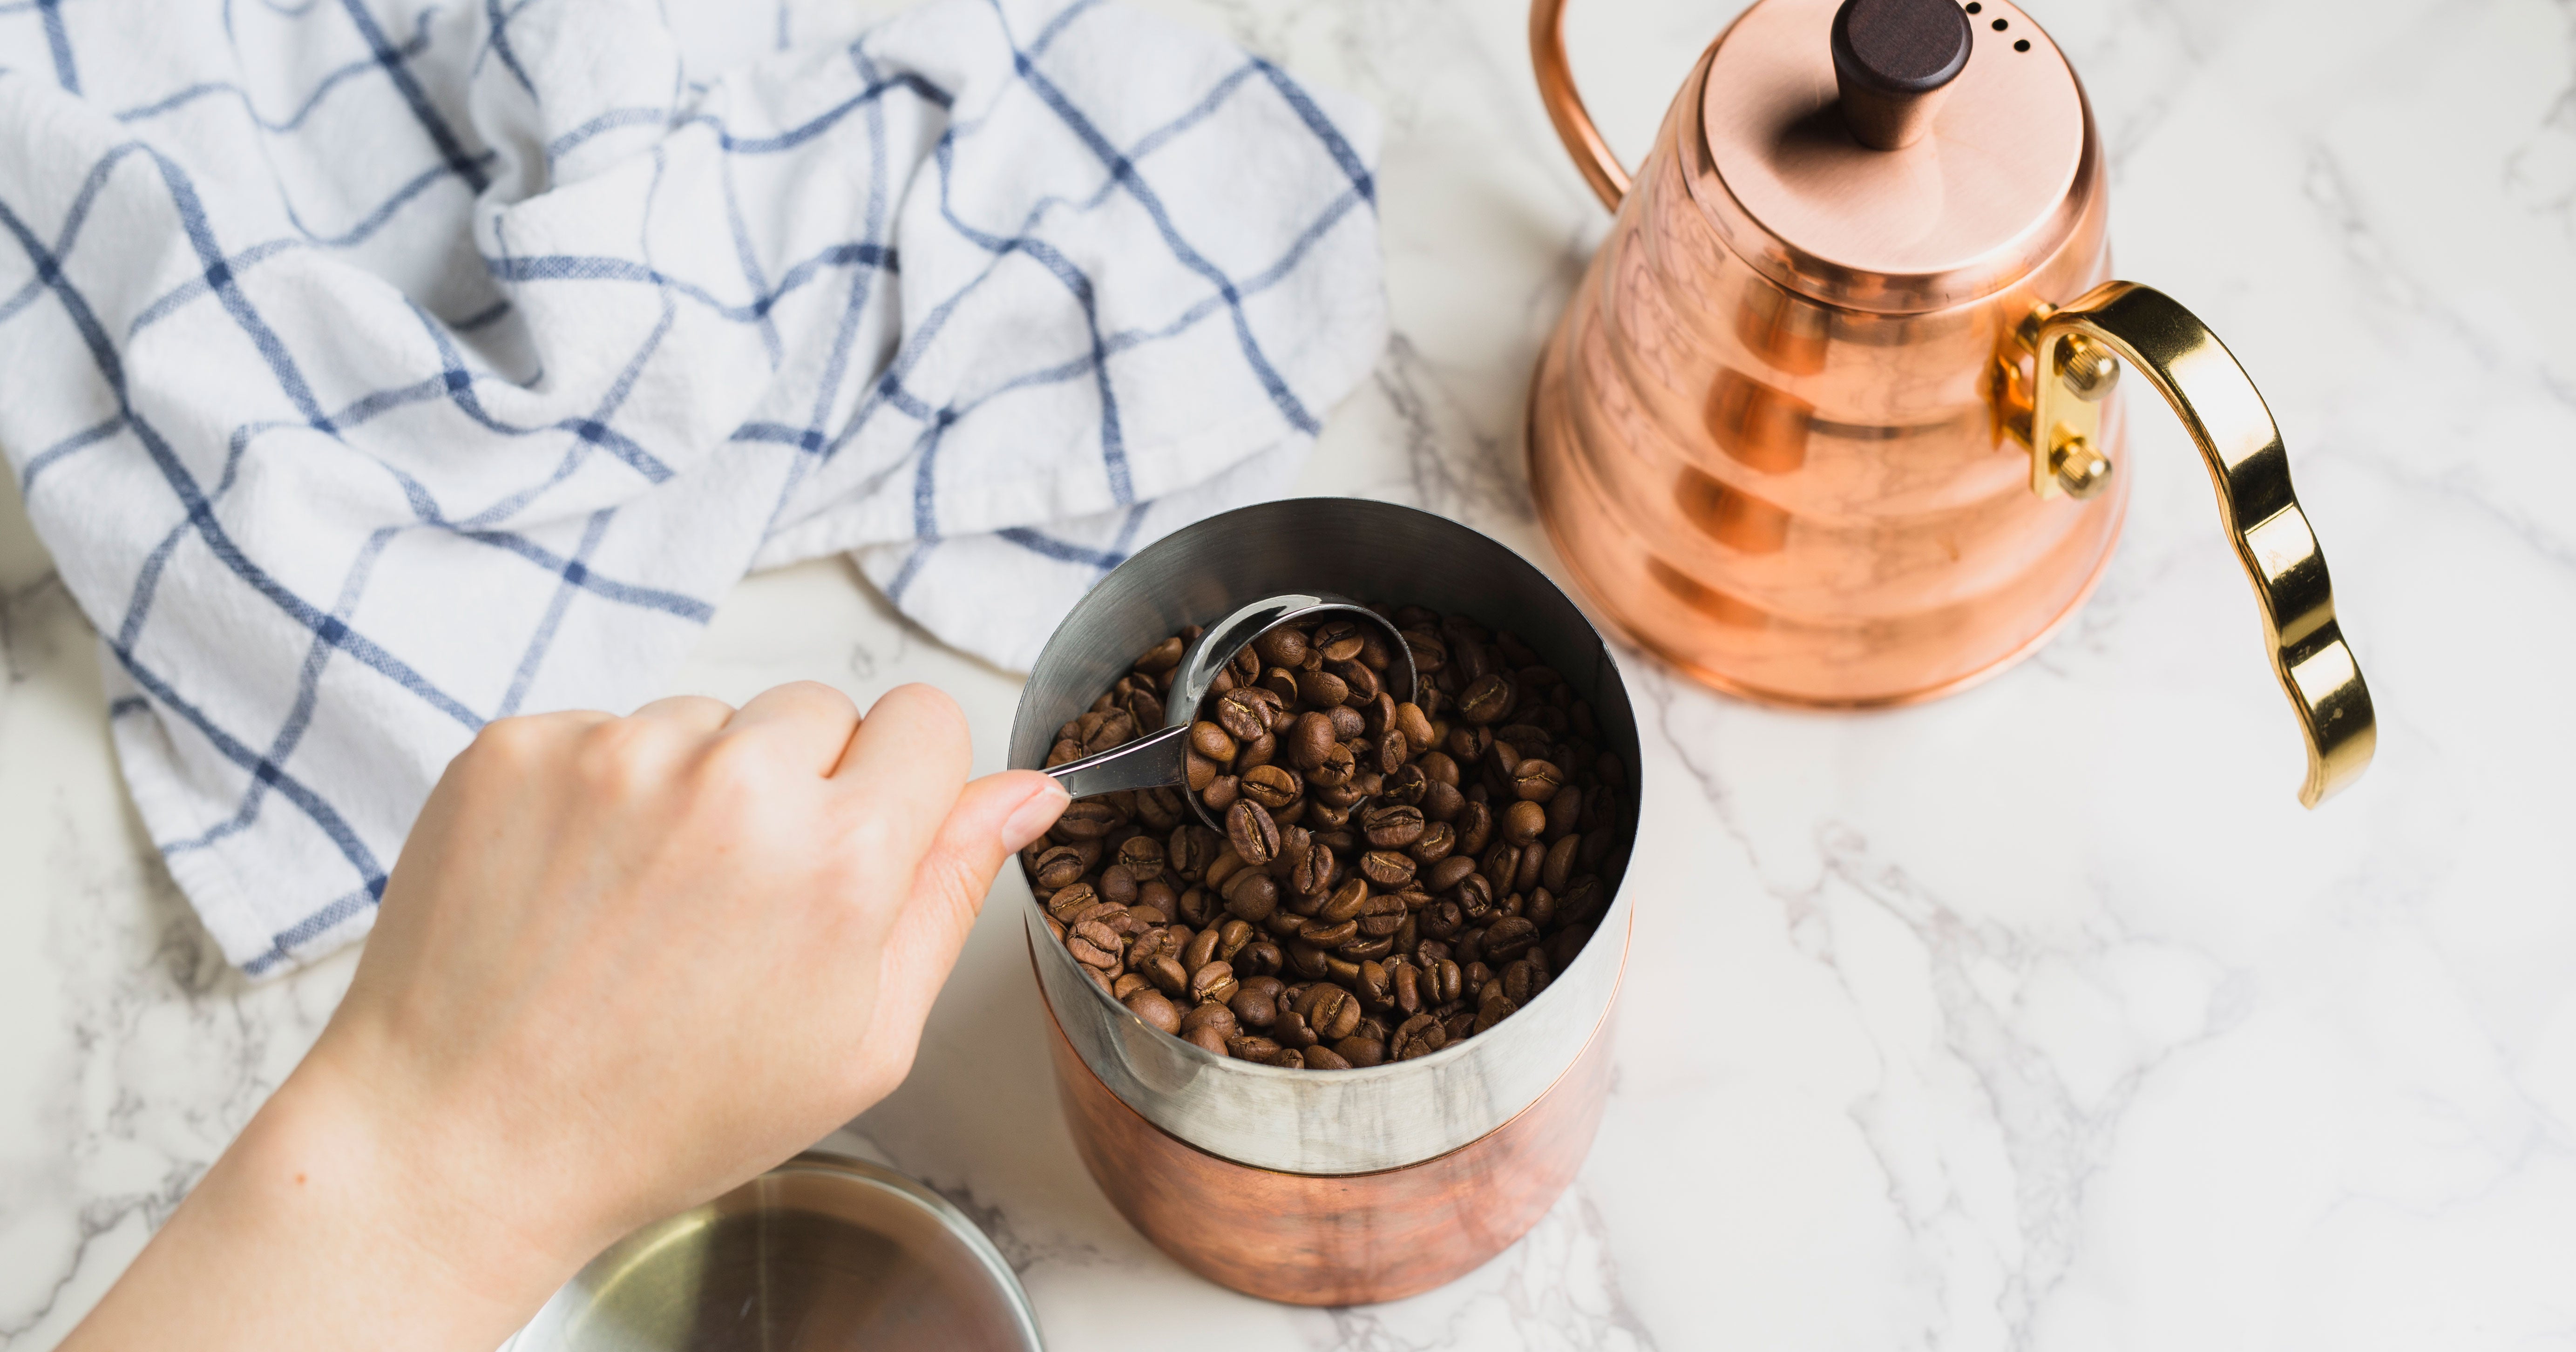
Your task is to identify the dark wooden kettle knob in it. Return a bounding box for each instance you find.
[1830,0,1972,150]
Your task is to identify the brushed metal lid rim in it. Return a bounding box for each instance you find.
[502,1151,1045,1352]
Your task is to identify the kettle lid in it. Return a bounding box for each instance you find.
[1699,0,2088,309]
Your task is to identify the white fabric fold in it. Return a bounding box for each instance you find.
[0,0,1383,973]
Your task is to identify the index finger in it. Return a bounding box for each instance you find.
[829,683,975,879]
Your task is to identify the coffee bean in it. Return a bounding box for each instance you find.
[1335,1035,1388,1068]
[1130,926,1177,966]
[1288,940,1333,979]
[1452,872,1496,923]
[1187,1025,1230,1056]
[1098,865,1140,907]
[1182,926,1220,973]
[1221,870,1277,923]
[1484,916,1540,963]
[1376,763,1428,809]
[1302,985,1362,1041]
[1543,833,1579,892]
[1304,1044,1353,1071]
[1354,892,1406,936]
[1502,960,1541,1005]
[1333,659,1379,705]
[1360,850,1417,889]
[1420,855,1474,896]
[1427,958,1464,1004]
[1292,842,1338,897]
[1072,917,1121,957]
[1456,800,1494,856]
[1190,720,1237,762]
[1392,701,1435,750]
[1456,674,1513,725]
[1229,986,1277,1029]
[1189,960,1240,1005]
[1241,764,1301,811]
[1203,775,1240,811]
[1112,972,1149,1000]
[1070,935,1119,970]
[1226,799,1280,866]
[1216,918,1256,960]
[1307,619,1364,662]
[1144,954,1189,996]
[1391,961,1422,1014]
[1362,803,1426,850]
[1356,960,1394,1009]
[1254,625,1309,669]
[1271,1007,1318,1049]
[1504,798,1547,846]
[1287,711,1338,770]
[1228,1034,1281,1062]
[1546,784,1583,839]
[1265,1048,1307,1069]
[1182,1002,1238,1039]
[1392,1014,1447,1061]
[1510,759,1565,803]
[1052,800,1119,841]
[1515,840,1546,893]
[1443,1010,1479,1043]
[1301,917,1360,948]
[1241,941,1284,976]
[1216,688,1273,741]
[1125,989,1183,1033]
[1033,846,1088,891]
[1296,667,1349,709]
[1307,741,1357,789]
[1044,882,1098,926]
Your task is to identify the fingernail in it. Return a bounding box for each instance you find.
[1000,776,1071,855]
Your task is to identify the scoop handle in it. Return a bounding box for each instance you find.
[1530,0,1630,211]
[1043,723,1194,800]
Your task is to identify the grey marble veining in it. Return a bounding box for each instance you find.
[6,0,2576,1348]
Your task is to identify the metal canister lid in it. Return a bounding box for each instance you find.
[504,1152,1043,1352]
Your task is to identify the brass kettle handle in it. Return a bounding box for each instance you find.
[1530,0,1630,210]
[2023,281,2377,808]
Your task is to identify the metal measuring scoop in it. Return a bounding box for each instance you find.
[1040,593,1419,833]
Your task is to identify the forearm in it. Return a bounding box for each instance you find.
[61,1063,581,1352]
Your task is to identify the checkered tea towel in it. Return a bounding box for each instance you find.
[0,0,1383,974]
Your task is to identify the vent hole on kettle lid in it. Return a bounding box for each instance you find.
[1992,17,2009,29]
[1964,2,1980,11]
[2014,38,2030,51]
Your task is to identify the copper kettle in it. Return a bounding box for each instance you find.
[1525,0,2375,805]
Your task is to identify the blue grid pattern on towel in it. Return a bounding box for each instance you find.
[0,0,1380,973]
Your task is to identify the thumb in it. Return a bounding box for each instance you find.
[868,771,1068,1034]
[911,769,1069,939]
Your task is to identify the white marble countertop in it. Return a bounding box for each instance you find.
[7,0,2575,1346]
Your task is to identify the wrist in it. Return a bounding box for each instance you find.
[237,1049,592,1336]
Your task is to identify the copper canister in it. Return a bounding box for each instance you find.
[1009,498,1641,1305]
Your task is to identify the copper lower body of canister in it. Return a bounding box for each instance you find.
[1040,994,1616,1306]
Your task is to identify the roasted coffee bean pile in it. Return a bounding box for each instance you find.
[1023,607,1627,1069]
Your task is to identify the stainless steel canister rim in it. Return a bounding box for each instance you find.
[1010,497,1641,1177]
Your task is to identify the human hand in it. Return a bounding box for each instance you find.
[64,682,1067,1352]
